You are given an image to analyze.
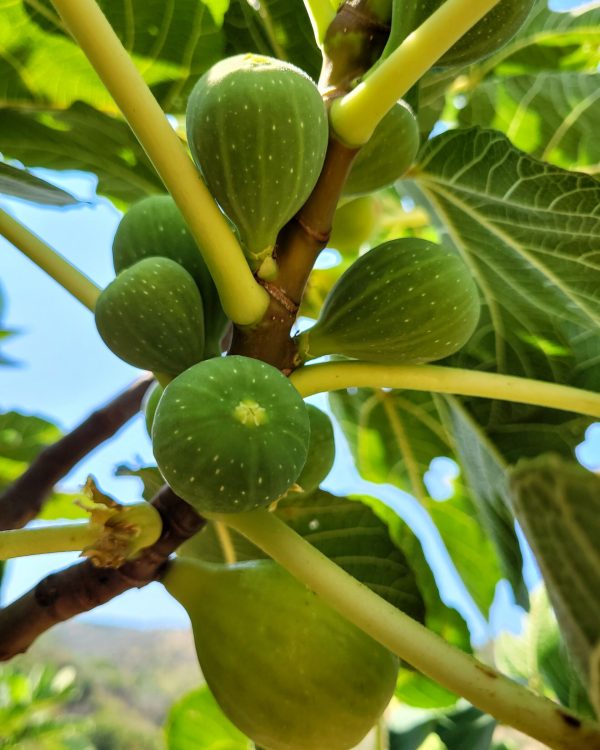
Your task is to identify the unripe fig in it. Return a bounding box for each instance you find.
[297,238,480,364]
[112,195,227,357]
[95,257,205,377]
[343,102,419,197]
[143,382,163,436]
[152,356,310,513]
[164,558,399,750]
[186,54,329,269]
[296,405,335,494]
[389,0,535,67]
[329,197,378,254]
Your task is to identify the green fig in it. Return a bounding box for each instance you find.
[297,238,480,364]
[95,257,205,377]
[112,195,227,357]
[329,197,378,254]
[296,405,335,494]
[164,557,399,750]
[186,54,329,270]
[143,382,163,437]
[152,355,310,513]
[385,0,535,67]
[343,102,419,197]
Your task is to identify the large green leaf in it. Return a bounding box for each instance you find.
[329,388,506,617]
[165,685,251,750]
[509,455,600,714]
[458,73,600,173]
[414,127,600,382]
[1,0,228,114]
[0,104,163,205]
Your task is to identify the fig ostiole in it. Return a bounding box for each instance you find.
[152,355,310,514]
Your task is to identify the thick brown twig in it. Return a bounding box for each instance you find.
[0,485,204,660]
[0,374,154,531]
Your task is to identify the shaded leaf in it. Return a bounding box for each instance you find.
[223,0,321,81]
[0,104,163,205]
[509,455,600,714]
[185,489,426,621]
[165,684,250,750]
[0,161,78,204]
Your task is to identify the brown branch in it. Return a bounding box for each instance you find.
[0,485,204,660]
[0,374,154,531]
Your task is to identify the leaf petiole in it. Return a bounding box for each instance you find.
[302,0,337,46]
[49,0,269,327]
[330,0,502,146]
[289,361,600,419]
[0,208,100,312]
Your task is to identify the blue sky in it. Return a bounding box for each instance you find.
[0,0,596,642]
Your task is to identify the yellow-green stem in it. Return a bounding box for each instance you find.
[215,509,600,750]
[0,523,99,560]
[290,362,600,419]
[49,0,269,326]
[303,0,337,45]
[330,0,502,145]
[0,208,100,311]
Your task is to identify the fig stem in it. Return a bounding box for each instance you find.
[303,0,337,45]
[330,0,502,146]
[0,523,100,560]
[0,207,100,312]
[289,361,600,419]
[0,502,162,564]
[48,0,269,327]
[216,508,600,750]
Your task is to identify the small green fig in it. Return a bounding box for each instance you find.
[186,54,329,269]
[95,257,205,377]
[387,0,535,67]
[297,238,480,364]
[343,101,419,197]
[296,405,335,494]
[143,382,163,437]
[164,557,399,750]
[112,195,227,358]
[152,356,310,513]
[329,197,378,254]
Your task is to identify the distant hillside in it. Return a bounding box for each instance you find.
[14,620,201,749]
